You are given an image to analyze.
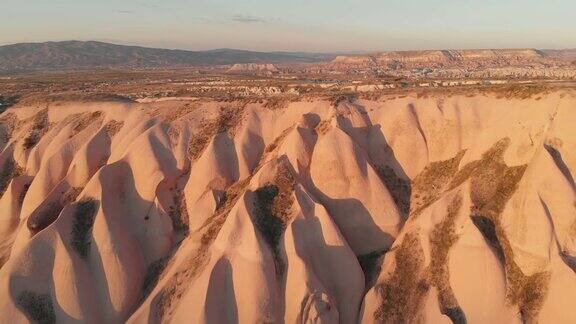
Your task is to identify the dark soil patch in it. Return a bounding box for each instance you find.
[69,111,103,138]
[104,120,124,137]
[374,232,429,323]
[0,95,18,114]
[410,150,466,217]
[27,202,63,233]
[252,162,295,279]
[16,291,56,324]
[187,106,243,161]
[0,158,23,197]
[453,138,549,322]
[70,198,98,259]
[429,195,467,324]
[167,188,189,235]
[155,122,294,322]
[27,187,82,233]
[22,109,50,151]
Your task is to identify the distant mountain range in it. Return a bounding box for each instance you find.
[542,49,576,61]
[0,41,574,73]
[0,41,334,73]
[330,48,576,67]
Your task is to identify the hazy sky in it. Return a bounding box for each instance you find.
[2,0,576,52]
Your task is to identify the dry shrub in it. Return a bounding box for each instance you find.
[187,106,243,160]
[330,92,358,106]
[155,250,209,321]
[493,84,550,100]
[62,187,82,205]
[448,139,510,190]
[155,176,249,322]
[0,95,18,113]
[374,232,429,323]
[263,97,290,110]
[410,150,466,217]
[70,198,98,259]
[27,202,63,233]
[70,111,103,138]
[27,187,83,233]
[16,291,56,324]
[22,109,50,151]
[252,125,294,175]
[167,188,189,235]
[382,137,549,322]
[156,123,295,321]
[252,162,295,278]
[201,178,251,245]
[0,158,23,197]
[187,132,211,161]
[315,119,333,135]
[0,112,18,142]
[164,102,199,123]
[447,137,550,322]
[104,119,124,137]
[429,195,466,324]
[264,126,294,154]
[26,93,132,105]
[156,176,252,321]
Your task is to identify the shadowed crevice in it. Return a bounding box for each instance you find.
[544,144,576,191]
[539,196,576,273]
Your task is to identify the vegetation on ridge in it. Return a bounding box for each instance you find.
[71,198,98,259]
[155,124,294,321]
[0,158,22,197]
[446,138,549,322]
[16,291,56,324]
[410,150,466,217]
[22,109,50,151]
[429,195,466,324]
[374,232,429,323]
[187,106,243,160]
[373,137,550,323]
[253,162,295,279]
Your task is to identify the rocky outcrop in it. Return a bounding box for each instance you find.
[227,63,280,74]
[0,91,575,323]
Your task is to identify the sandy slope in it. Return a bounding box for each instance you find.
[0,90,575,323]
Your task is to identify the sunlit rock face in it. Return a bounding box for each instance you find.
[0,90,575,323]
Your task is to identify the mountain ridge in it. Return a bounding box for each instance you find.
[1,40,575,73]
[0,40,334,73]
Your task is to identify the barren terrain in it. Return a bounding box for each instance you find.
[1,44,576,323]
[0,74,575,323]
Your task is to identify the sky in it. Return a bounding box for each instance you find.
[2,0,576,52]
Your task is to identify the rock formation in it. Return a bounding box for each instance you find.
[0,90,575,323]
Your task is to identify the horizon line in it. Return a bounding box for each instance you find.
[1,39,575,54]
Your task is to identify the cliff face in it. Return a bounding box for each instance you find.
[331,48,554,69]
[332,55,377,64]
[227,63,280,74]
[0,91,575,323]
[377,50,452,64]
